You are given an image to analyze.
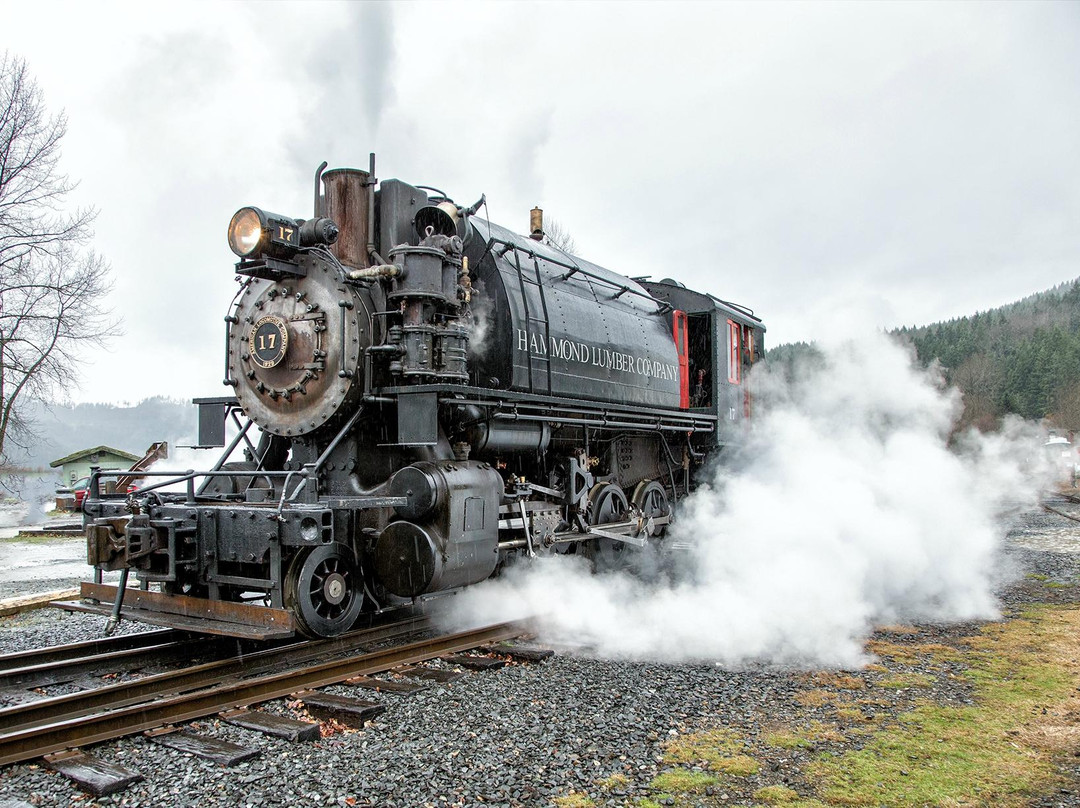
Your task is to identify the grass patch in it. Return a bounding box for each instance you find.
[553,793,595,808]
[753,785,801,803]
[765,728,815,749]
[833,702,879,725]
[808,605,1080,806]
[595,773,630,791]
[664,728,744,760]
[765,718,849,751]
[662,728,760,776]
[714,754,760,776]
[795,689,834,708]
[866,639,964,666]
[811,672,866,690]
[650,769,719,793]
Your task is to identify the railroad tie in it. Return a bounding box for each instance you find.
[344,674,430,695]
[144,727,261,766]
[394,665,464,683]
[477,643,556,664]
[220,708,321,742]
[440,653,506,671]
[296,691,386,728]
[44,750,143,796]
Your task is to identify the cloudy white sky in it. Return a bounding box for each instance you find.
[3,1,1078,405]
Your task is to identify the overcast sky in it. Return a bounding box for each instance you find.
[3,1,1078,405]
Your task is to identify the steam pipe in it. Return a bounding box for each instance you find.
[367,153,385,265]
[104,567,128,636]
[484,410,710,434]
[349,264,400,281]
[314,161,328,217]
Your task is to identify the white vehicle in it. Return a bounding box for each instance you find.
[1043,436,1079,484]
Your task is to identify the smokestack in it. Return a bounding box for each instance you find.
[530,207,544,241]
[322,168,371,269]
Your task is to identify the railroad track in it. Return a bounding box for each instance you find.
[1042,491,1080,523]
[0,614,430,737]
[0,617,528,768]
[0,628,222,692]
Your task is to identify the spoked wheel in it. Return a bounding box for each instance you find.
[632,480,671,537]
[285,543,364,637]
[584,482,630,572]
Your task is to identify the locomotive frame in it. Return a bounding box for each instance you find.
[79,156,764,639]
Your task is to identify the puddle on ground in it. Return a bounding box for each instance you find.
[0,534,90,586]
[1008,527,1080,554]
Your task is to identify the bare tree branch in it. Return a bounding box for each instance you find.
[542,218,578,255]
[0,53,120,468]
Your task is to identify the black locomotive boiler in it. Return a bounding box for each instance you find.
[81,157,765,639]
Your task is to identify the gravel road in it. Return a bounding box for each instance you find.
[1,500,1078,808]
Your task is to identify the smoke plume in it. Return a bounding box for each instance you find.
[442,331,1052,667]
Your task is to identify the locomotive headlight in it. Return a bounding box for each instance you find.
[228,207,268,257]
[228,207,333,263]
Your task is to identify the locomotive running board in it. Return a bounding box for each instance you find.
[53,583,296,640]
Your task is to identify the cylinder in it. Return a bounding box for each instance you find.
[322,168,370,269]
[466,419,551,454]
[375,521,439,597]
[389,465,442,520]
[387,245,453,303]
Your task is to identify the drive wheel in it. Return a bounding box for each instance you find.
[584,483,630,572]
[632,480,671,537]
[285,543,363,637]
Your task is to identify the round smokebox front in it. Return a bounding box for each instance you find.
[374,521,441,597]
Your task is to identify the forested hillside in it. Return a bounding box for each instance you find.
[899,279,1080,429]
[13,397,197,471]
[765,279,1080,431]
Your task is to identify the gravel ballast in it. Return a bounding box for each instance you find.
[1,501,1079,807]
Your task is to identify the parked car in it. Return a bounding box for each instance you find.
[70,476,139,510]
[71,476,91,509]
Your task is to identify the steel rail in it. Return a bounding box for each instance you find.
[0,616,432,735]
[0,620,526,766]
[0,629,184,674]
[0,637,212,689]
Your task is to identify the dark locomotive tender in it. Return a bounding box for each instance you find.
[81,157,764,639]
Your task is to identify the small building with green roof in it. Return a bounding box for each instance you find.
[50,446,142,487]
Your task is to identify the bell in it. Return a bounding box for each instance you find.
[414,201,459,238]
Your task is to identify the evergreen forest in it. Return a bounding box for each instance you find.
[899,279,1080,430]
[767,278,1080,431]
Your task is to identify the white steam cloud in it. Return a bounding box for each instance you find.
[442,331,1052,667]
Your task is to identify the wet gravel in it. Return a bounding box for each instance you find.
[1,500,1078,807]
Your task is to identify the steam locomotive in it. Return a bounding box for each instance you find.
[81,157,764,639]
